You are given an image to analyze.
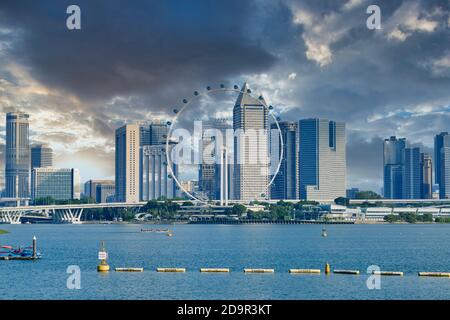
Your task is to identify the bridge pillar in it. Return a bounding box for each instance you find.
[0,210,22,224]
[52,208,83,224]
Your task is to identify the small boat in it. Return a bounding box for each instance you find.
[141,228,170,233]
[0,245,41,259]
[322,228,327,237]
[166,231,173,237]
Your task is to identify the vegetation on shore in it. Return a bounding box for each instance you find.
[384,213,434,223]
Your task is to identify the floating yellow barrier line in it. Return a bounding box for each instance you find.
[115,267,144,272]
[200,268,230,273]
[418,272,450,277]
[157,268,186,272]
[373,271,403,276]
[289,269,321,274]
[333,269,360,275]
[244,268,274,273]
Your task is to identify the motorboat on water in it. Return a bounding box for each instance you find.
[141,228,170,233]
[141,228,174,236]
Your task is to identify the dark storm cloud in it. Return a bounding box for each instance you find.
[0,0,280,102]
[1,0,450,190]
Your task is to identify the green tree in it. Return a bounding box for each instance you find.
[33,196,55,205]
[226,204,247,216]
[355,191,382,200]
[335,197,350,206]
[384,214,400,223]
[418,213,433,222]
[399,212,417,223]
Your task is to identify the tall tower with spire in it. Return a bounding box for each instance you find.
[232,83,269,202]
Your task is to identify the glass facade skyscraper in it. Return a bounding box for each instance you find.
[402,147,422,199]
[440,147,450,199]
[298,118,346,202]
[31,168,80,200]
[270,121,298,200]
[434,132,450,199]
[383,136,406,199]
[31,144,53,169]
[5,112,30,199]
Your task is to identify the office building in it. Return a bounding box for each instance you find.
[31,168,80,200]
[31,144,53,169]
[140,144,178,201]
[233,83,269,202]
[270,121,298,200]
[434,132,450,198]
[5,112,30,199]
[421,153,433,199]
[96,182,115,203]
[140,125,151,146]
[346,188,360,199]
[383,136,406,199]
[150,122,168,145]
[299,118,346,202]
[402,147,422,199]
[115,124,140,203]
[139,121,168,146]
[84,179,115,202]
[198,119,232,200]
[440,147,450,199]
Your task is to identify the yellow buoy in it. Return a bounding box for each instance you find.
[325,262,331,275]
[97,241,110,272]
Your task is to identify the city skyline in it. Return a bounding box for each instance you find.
[1,1,450,192]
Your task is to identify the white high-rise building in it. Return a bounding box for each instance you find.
[115,124,140,203]
[233,83,269,202]
[299,118,346,202]
[140,144,179,201]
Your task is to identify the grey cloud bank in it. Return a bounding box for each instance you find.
[0,0,449,191]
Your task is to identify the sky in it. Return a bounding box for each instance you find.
[0,0,449,193]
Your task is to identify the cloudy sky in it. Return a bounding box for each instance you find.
[0,0,449,193]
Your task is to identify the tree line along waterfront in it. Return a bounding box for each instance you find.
[30,194,450,224]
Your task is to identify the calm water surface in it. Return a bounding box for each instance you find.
[0,223,449,300]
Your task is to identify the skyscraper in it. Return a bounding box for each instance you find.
[115,124,140,203]
[270,121,298,200]
[233,83,269,202]
[5,112,30,199]
[139,122,168,147]
[402,147,421,199]
[298,118,346,202]
[199,121,216,200]
[31,144,53,169]
[199,118,231,200]
[84,179,115,202]
[140,144,178,201]
[440,147,450,199]
[421,153,433,199]
[31,168,80,201]
[140,125,151,146]
[96,183,116,203]
[149,122,168,145]
[383,136,406,199]
[434,132,450,198]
